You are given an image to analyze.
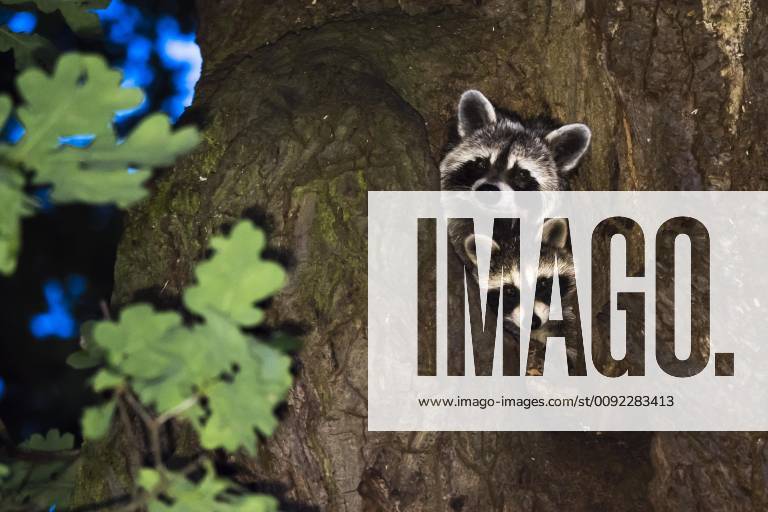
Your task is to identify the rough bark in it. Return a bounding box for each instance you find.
[73,0,768,510]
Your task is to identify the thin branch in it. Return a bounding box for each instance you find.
[99,299,112,321]
[0,417,13,446]
[156,397,198,425]
[177,454,205,476]
[107,495,151,512]
[121,391,165,471]
[68,494,134,512]
[1,448,79,463]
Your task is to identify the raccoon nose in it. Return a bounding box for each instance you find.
[476,183,499,192]
[531,314,542,330]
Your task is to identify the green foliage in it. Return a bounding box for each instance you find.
[0,0,108,69]
[0,171,34,274]
[0,29,56,70]
[185,223,286,327]
[200,340,292,451]
[76,222,292,456]
[0,53,199,274]
[139,464,279,512]
[0,93,9,124]
[81,400,116,440]
[9,53,198,204]
[2,218,290,512]
[22,429,74,451]
[1,429,80,510]
[3,0,109,36]
[0,22,290,511]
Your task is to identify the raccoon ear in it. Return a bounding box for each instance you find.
[545,123,591,173]
[463,233,500,265]
[458,90,497,137]
[542,218,569,249]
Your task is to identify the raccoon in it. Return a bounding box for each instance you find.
[463,218,585,374]
[444,90,590,374]
[462,218,577,337]
[440,90,591,192]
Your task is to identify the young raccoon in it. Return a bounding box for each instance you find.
[463,218,585,374]
[463,218,576,339]
[440,90,591,193]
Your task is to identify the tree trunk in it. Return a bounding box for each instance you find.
[74,0,768,510]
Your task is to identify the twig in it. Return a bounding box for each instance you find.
[121,392,165,471]
[99,299,112,320]
[156,397,198,425]
[68,494,134,512]
[177,454,205,476]
[0,416,14,450]
[1,448,79,463]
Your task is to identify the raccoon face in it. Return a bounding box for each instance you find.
[463,219,576,339]
[441,90,591,192]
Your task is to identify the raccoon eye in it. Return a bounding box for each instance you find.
[558,275,573,293]
[485,289,501,308]
[502,286,519,308]
[447,158,490,190]
[535,277,552,298]
[509,165,539,191]
[464,158,489,176]
[503,285,520,297]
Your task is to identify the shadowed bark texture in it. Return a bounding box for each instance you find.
[73,0,768,510]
